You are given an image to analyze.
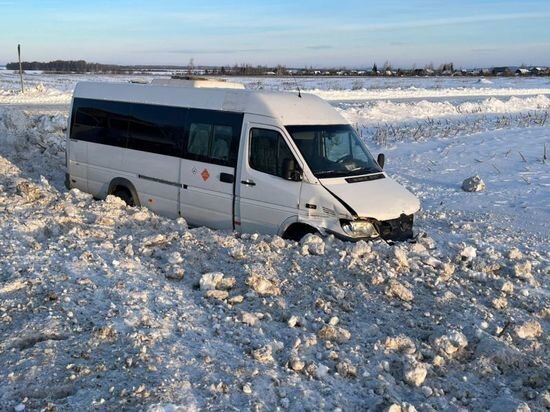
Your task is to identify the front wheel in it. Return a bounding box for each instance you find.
[283,223,319,242]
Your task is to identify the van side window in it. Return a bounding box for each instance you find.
[188,123,212,157]
[184,109,243,167]
[211,125,232,162]
[127,104,186,156]
[249,128,295,178]
[69,99,243,163]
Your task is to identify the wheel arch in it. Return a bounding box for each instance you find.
[280,218,321,241]
[107,178,141,207]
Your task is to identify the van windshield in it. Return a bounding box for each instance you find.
[286,125,382,178]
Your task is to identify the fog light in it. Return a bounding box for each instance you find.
[341,220,379,238]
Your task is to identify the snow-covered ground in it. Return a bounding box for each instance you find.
[0,72,548,411]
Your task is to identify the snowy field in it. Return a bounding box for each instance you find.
[0,71,548,411]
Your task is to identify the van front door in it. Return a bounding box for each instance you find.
[236,124,302,235]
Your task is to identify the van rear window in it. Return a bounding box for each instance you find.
[71,100,130,148]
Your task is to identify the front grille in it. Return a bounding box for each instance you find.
[375,214,414,241]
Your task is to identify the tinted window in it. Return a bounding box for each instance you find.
[71,98,130,147]
[70,99,243,163]
[188,123,212,157]
[184,109,243,167]
[249,128,295,178]
[211,125,233,162]
[127,104,186,156]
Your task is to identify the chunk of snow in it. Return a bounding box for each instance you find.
[462,175,486,192]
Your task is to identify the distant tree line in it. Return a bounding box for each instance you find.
[6,60,145,73]
[5,59,550,77]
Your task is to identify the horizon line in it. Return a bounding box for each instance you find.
[1,61,549,71]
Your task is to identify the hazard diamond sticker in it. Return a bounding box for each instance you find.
[201,169,210,181]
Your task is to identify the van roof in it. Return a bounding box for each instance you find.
[73,81,346,126]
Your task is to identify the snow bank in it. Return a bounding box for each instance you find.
[339,95,550,124]
[0,156,548,410]
[0,108,65,149]
[0,83,71,105]
[0,107,67,189]
[309,87,550,101]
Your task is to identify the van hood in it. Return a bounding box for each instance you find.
[320,174,420,221]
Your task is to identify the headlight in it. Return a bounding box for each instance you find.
[341,220,379,238]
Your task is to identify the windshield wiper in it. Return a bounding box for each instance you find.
[315,167,381,178]
[314,170,349,178]
[356,167,382,175]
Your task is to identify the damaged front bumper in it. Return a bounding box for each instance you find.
[332,214,415,242]
[374,214,414,242]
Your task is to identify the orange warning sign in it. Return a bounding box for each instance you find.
[201,169,210,181]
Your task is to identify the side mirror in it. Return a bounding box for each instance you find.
[377,153,385,170]
[283,158,302,181]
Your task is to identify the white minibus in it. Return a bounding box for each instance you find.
[66,80,420,241]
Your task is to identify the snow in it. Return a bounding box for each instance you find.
[0,73,548,411]
[310,87,550,102]
[0,83,71,106]
[338,94,550,123]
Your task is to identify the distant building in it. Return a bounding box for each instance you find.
[492,67,515,76]
[515,68,531,75]
[531,67,547,75]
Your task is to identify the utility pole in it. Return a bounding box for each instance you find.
[17,44,24,93]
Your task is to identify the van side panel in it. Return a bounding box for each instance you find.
[69,96,243,224]
[68,141,88,192]
[179,160,235,229]
[70,98,183,217]
[68,101,88,192]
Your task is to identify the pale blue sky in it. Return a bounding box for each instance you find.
[1,0,549,67]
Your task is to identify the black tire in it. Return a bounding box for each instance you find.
[112,187,135,207]
[283,223,319,242]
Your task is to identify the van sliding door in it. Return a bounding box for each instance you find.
[178,109,243,230]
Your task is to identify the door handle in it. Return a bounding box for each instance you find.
[220,172,234,183]
[241,179,256,186]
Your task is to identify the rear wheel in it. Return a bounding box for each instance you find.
[111,187,135,207]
